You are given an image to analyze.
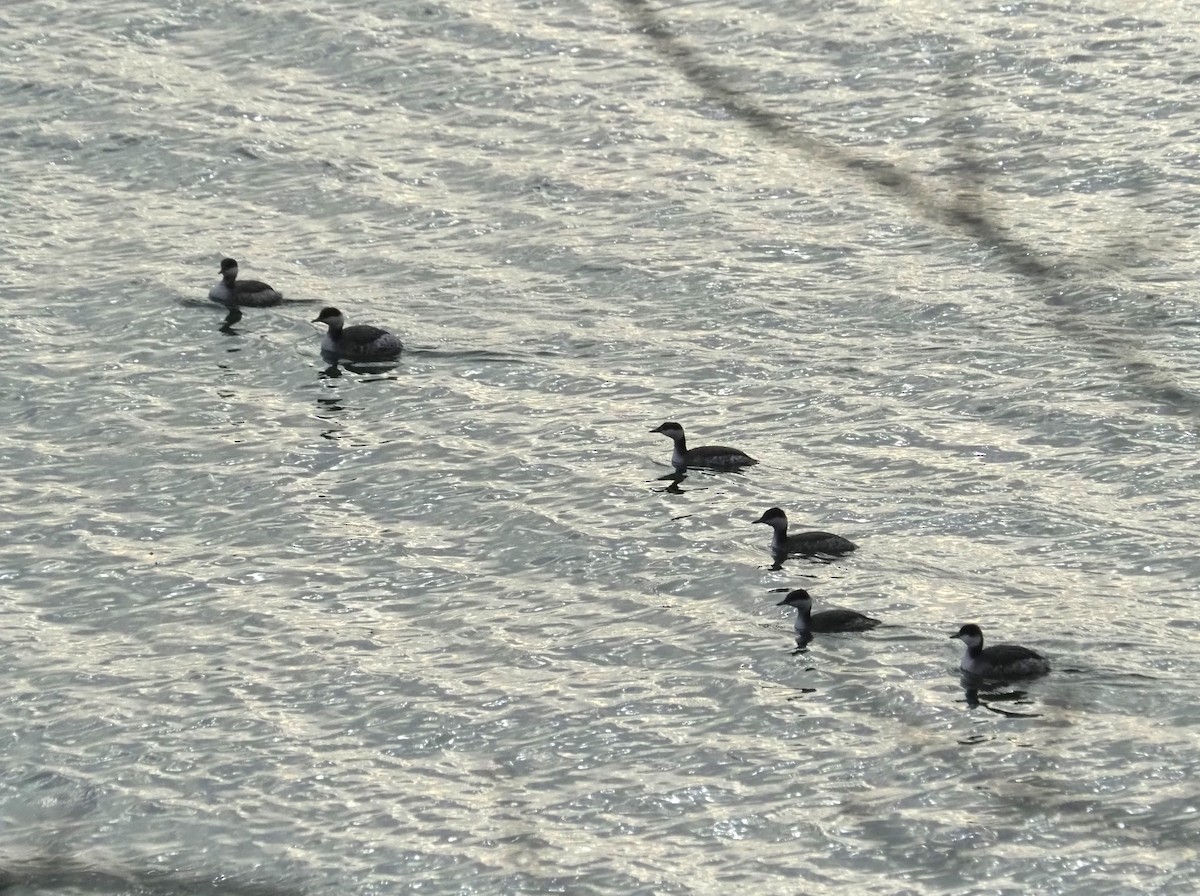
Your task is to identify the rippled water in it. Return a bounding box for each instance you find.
[2,0,1199,893]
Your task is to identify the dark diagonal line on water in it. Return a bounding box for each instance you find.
[615,0,1200,419]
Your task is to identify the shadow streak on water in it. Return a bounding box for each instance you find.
[615,0,1200,419]
[405,348,529,364]
[0,857,305,896]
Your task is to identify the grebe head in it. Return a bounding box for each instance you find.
[753,507,788,529]
[776,589,813,608]
[951,624,984,650]
[650,421,685,440]
[313,307,346,328]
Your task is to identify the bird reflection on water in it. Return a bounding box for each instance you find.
[960,680,1042,718]
[650,469,689,495]
[219,305,243,333]
[314,395,347,441]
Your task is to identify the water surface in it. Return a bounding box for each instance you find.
[1,0,1198,893]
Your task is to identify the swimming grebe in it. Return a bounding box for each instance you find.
[753,507,857,559]
[650,421,758,471]
[208,257,282,307]
[312,306,402,361]
[951,623,1050,679]
[777,589,880,639]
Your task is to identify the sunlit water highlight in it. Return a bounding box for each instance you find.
[1,1,1198,893]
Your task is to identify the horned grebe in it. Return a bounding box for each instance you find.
[312,306,402,362]
[951,624,1050,679]
[208,257,282,307]
[777,589,880,641]
[650,421,758,471]
[753,507,857,559]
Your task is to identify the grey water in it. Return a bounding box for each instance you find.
[1,0,1198,893]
